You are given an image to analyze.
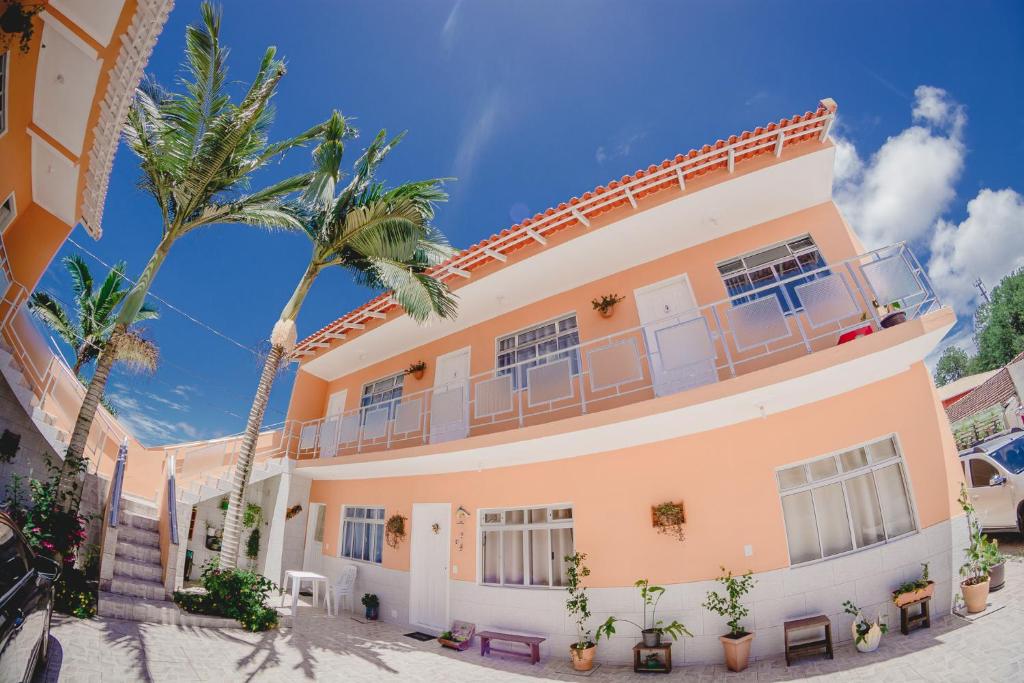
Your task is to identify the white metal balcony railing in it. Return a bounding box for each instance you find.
[281,243,940,461]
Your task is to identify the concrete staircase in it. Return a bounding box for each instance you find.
[180,456,288,505]
[0,341,70,455]
[98,497,238,628]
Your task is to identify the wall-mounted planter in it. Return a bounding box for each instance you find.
[651,501,686,541]
[406,361,427,380]
[592,294,625,319]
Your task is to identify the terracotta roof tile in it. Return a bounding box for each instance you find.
[946,351,1024,422]
[294,99,837,358]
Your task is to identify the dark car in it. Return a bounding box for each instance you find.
[0,512,58,683]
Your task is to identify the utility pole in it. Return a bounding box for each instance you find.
[974,278,991,305]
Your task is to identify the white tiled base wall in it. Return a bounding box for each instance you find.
[312,517,965,665]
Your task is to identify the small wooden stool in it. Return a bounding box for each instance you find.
[784,615,833,666]
[632,643,672,673]
[899,596,931,635]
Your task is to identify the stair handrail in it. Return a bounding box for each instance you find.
[107,438,128,527]
[165,453,178,545]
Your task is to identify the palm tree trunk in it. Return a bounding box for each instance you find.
[220,262,318,570]
[59,233,175,511]
[219,343,284,569]
[58,324,122,509]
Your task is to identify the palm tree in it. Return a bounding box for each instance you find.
[29,255,159,376]
[218,113,459,569]
[58,2,322,508]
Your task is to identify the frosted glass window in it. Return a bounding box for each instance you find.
[502,531,525,585]
[778,466,808,490]
[482,531,500,583]
[393,398,422,434]
[808,457,838,481]
[361,406,389,440]
[299,424,318,450]
[795,274,858,328]
[846,473,885,547]
[479,505,573,587]
[656,318,716,371]
[782,492,821,564]
[875,464,915,538]
[527,358,573,406]
[812,483,854,556]
[338,414,360,444]
[778,436,916,564]
[862,253,923,306]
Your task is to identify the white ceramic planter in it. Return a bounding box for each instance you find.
[852,622,882,653]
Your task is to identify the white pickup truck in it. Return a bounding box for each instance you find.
[959,429,1024,534]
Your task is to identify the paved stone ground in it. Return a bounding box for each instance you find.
[36,559,1024,682]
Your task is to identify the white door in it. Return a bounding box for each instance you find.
[409,503,451,632]
[430,347,471,443]
[319,390,348,457]
[303,503,326,573]
[635,275,717,397]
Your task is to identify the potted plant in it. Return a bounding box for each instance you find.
[406,361,427,380]
[892,563,934,607]
[988,538,1007,592]
[596,579,692,648]
[958,484,995,613]
[651,501,686,541]
[842,600,887,653]
[361,593,380,620]
[874,300,906,328]
[438,621,475,651]
[0,1,44,54]
[385,513,407,549]
[591,293,625,318]
[703,567,756,672]
[564,552,596,671]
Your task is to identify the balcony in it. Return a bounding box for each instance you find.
[285,243,943,461]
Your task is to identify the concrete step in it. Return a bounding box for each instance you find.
[114,539,161,565]
[117,524,160,549]
[109,576,166,601]
[121,510,159,533]
[97,592,241,628]
[113,557,162,583]
[121,496,159,519]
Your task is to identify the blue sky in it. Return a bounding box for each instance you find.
[36,0,1024,445]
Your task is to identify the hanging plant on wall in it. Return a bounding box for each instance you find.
[591,293,625,318]
[246,527,261,561]
[385,513,407,549]
[651,501,686,541]
[243,503,263,528]
[0,2,45,54]
[286,504,303,520]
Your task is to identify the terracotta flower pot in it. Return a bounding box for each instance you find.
[412,369,425,380]
[720,632,754,672]
[598,307,614,318]
[569,643,596,671]
[893,581,935,607]
[961,577,990,614]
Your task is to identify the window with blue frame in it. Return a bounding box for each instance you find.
[717,236,829,313]
[340,506,385,563]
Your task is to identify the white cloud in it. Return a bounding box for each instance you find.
[834,85,965,249]
[452,89,504,185]
[595,130,645,165]
[928,188,1024,314]
[441,1,463,54]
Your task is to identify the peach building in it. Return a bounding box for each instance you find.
[251,98,967,664]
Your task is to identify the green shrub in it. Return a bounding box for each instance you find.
[246,527,260,560]
[173,560,279,631]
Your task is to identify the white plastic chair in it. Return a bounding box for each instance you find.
[325,565,357,616]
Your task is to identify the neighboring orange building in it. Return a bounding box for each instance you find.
[252,99,965,665]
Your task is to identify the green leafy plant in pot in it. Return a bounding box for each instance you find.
[703,567,756,672]
[361,593,380,620]
[843,600,887,653]
[958,484,996,613]
[564,552,597,671]
[596,579,692,648]
[592,293,625,318]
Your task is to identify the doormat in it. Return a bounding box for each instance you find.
[404,632,437,642]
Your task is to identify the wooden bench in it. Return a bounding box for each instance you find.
[784,615,833,666]
[478,630,545,665]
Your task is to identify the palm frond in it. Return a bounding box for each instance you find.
[113,330,159,374]
[64,254,93,304]
[27,292,80,349]
[361,257,459,322]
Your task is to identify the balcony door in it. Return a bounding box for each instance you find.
[430,347,470,443]
[319,389,347,458]
[635,274,717,397]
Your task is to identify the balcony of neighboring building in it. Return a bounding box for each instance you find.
[286,241,955,475]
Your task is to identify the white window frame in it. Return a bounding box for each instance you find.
[716,234,828,313]
[478,503,574,589]
[338,505,386,565]
[0,51,8,139]
[776,433,920,566]
[359,371,404,422]
[495,312,581,389]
